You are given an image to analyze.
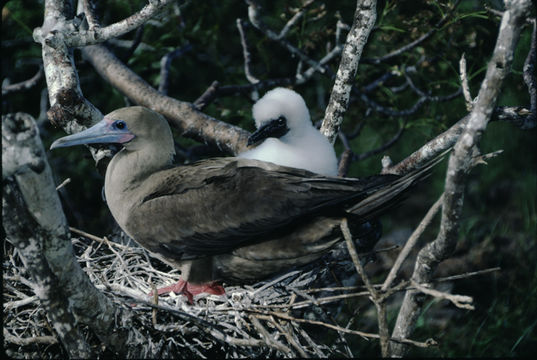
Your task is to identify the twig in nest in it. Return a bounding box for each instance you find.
[152,283,158,327]
[246,308,436,348]
[3,329,58,345]
[249,315,292,354]
[263,315,309,358]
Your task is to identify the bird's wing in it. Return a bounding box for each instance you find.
[125,158,396,261]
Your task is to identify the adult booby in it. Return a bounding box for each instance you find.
[51,106,435,302]
[238,88,338,176]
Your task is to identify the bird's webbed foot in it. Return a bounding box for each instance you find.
[150,279,225,304]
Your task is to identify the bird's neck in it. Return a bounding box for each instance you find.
[104,144,174,226]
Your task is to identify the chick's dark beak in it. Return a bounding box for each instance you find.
[247,116,289,146]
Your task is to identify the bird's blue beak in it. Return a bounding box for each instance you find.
[50,118,135,149]
[247,116,289,146]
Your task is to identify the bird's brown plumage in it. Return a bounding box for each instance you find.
[52,106,438,287]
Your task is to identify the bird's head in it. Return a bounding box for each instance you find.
[50,106,174,154]
[247,87,311,146]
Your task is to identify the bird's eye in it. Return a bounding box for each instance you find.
[277,116,286,125]
[115,120,126,130]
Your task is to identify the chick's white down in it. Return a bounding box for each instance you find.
[239,88,338,176]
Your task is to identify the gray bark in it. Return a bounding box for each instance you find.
[2,113,130,356]
[389,0,532,356]
[320,0,377,144]
[82,44,250,155]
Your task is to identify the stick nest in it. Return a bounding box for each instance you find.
[4,230,378,358]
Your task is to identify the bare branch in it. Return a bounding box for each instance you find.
[246,309,435,348]
[63,0,175,47]
[361,70,398,93]
[354,119,407,162]
[81,0,99,30]
[382,194,444,292]
[390,1,532,355]
[340,219,376,295]
[363,0,462,64]
[37,88,50,125]
[484,4,504,18]
[82,44,250,155]
[193,78,294,107]
[382,105,531,175]
[32,0,105,167]
[193,80,221,110]
[522,18,536,129]
[3,113,93,358]
[360,83,461,118]
[236,19,260,84]
[493,105,532,127]
[410,280,474,310]
[341,218,390,356]
[55,177,71,190]
[246,0,326,75]
[239,0,344,86]
[158,44,192,95]
[242,267,500,311]
[119,25,145,62]
[296,44,343,84]
[277,0,315,40]
[2,112,132,355]
[320,0,377,144]
[336,19,350,45]
[459,53,474,111]
[434,267,501,283]
[381,115,466,175]
[337,148,353,177]
[2,65,44,96]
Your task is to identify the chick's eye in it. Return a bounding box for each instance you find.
[277,116,286,125]
[115,120,126,130]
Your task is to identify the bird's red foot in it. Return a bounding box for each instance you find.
[149,280,225,304]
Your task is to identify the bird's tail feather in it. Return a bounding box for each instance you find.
[347,150,447,220]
